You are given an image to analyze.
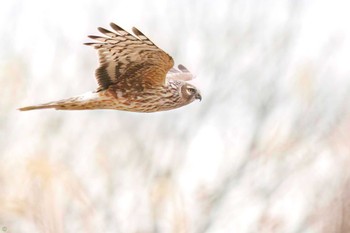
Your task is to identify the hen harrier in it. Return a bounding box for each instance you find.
[19,22,201,112]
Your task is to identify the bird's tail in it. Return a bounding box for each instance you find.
[19,102,59,111]
[19,92,104,111]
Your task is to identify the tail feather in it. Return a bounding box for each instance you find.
[19,92,105,111]
[19,103,58,111]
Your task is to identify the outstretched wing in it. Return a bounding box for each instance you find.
[85,23,174,90]
[166,64,194,81]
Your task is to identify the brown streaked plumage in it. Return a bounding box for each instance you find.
[19,22,201,112]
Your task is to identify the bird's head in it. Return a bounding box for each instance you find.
[180,83,202,103]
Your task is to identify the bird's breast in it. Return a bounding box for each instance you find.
[102,86,180,112]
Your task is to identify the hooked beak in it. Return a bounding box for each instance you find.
[195,93,202,102]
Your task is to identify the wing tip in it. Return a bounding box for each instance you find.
[178,64,190,72]
[98,27,113,35]
[88,35,100,39]
[110,22,122,31]
[83,42,97,46]
[131,27,142,36]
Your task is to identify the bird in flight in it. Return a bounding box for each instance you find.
[19,22,201,112]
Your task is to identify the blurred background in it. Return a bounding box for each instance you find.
[1,0,350,232]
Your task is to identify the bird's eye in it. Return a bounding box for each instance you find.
[187,87,196,94]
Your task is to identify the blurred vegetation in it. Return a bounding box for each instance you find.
[1,0,350,232]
